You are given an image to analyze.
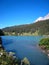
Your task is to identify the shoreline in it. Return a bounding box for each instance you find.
[0,37,4,50]
[0,37,21,65]
[38,45,49,58]
[0,37,30,65]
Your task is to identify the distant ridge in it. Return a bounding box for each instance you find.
[35,13,49,22]
[2,18,49,35]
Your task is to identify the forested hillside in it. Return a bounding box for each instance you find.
[2,19,49,35]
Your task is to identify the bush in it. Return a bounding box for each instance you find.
[39,38,49,50]
[39,38,49,45]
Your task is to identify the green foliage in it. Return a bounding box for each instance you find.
[39,38,49,50]
[0,49,30,65]
[39,38,49,45]
[2,19,49,35]
[0,29,4,36]
[0,50,20,65]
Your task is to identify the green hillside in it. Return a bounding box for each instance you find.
[2,19,49,35]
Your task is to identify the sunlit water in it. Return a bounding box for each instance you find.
[1,36,49,65]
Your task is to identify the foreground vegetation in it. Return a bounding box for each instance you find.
[0,48,30,65]
[39,38,49,50]
[0,50,20,65]
[39,38,49,57]
[0,36,30,65]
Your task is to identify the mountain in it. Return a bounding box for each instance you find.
[2,19,49,35]
[35,13,49,22]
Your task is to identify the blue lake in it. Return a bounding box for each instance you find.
[1,36,49,65]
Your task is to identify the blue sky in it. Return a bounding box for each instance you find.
[0,0,49,28]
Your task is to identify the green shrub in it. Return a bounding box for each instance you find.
[39,38,49,50]
[39,38,49,45]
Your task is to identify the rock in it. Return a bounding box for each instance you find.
[21,57,30,65]
[0,52,3,55]
[0,52,3,57]
[13,56,16,59]
[42,50,45,53]
[8,52,15,56]
[48,54,49,57]
[47,50,49,53]
[40,45,46,50]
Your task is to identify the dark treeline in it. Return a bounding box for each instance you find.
[0,29,4,36]
[2,19,49,35]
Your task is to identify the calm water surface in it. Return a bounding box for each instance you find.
[1,36,49,65]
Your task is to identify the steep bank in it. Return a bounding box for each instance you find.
[39,38,49,58]
[39,45,49,58]
[0,37,4,50]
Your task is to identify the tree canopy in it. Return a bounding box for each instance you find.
[2,19,49,35]
[0,29,4,36]
[39,38,49,50]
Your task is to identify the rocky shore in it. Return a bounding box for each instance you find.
[0,37,30,65]
[39,45,49,58]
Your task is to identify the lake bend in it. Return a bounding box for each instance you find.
[1,36,49,65]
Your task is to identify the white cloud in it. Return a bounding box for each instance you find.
[35,17,43,22]
[44,13,49,19]
[35,13,49,22]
